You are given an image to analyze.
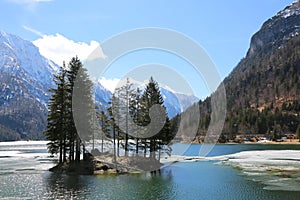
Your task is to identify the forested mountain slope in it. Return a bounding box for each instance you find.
[175,0,300,142]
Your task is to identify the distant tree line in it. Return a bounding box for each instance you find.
[220,102,300,141]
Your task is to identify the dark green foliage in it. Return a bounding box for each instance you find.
[140,77,168,158]
[45,66,67,163]
[45,57,94,164]
[107,77,173,159]
[219,34,300,139]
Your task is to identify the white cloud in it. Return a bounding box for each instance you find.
[33,33,105,65]
[99,77,121,93]
[22,25,44,37]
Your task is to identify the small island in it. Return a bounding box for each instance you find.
[49,151,164,175]
[45,57,173,175]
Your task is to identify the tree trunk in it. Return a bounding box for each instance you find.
[82,144,86,161]
[135,138,139,155]
[101,114,104,153]
[75,137,81,162]
[59,139,63,164]
[143,139,147,157]
[69,139,74,162]
[125,133,129,156]
[63,138,67,163]
[117,130,120,157]
[158,142,161,161]
[113,124,117,170]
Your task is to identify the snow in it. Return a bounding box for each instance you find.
[0,30,61,105]
[218,150,300,191]
[100,77,199,117]
[0,30,59,79]
[167,150,300,191]
[278,1,300,18]
[0,29,198,118]
[218,150,300,170]
[0,141,49,146]
[168,150,300,170]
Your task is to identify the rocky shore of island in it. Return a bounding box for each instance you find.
[49,152,163,175]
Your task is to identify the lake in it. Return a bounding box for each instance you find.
[0,141,300,199]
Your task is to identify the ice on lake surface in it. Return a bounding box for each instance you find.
[165,149,300,191]
[0,141,56,174]
[217,150,300,191]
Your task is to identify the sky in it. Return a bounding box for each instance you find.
[0,0,295,99]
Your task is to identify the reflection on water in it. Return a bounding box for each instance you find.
[43,170,175,200]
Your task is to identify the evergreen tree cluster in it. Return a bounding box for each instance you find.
[45,57,93,164]
[45,58,173,164]
[102,77,173,159]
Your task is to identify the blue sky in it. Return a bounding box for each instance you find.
[0,0,295,98]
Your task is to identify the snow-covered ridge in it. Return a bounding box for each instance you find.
[278,0,300,18]
[0,30,59,83]
[0,30,61,106]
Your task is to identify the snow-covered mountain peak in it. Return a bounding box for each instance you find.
[0,29,63,110]
[277,0,300,18]
[0,30,59,83]
[0,29,199,140]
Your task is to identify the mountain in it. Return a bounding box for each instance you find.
[0,30,198,141]
[0,30,113,141]
[0,30,59,141]
[94,81,112,109]
[224,0,300,109]
[176,0,300,142]
[160,87,199,118]
[116,78,199,118]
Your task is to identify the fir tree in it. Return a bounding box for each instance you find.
[140,77,166,159]
[45,57,94,163]
[45,66,67,164]
[68,56,94,162]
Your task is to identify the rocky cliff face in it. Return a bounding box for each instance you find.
[224,0,300,109]
[247,0,300,57]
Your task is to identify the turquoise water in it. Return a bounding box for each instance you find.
[0,142,300,199]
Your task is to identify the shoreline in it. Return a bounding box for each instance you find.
[189,139,300,145]
[49,153,163,175]
[1,140,298,146]
[240,140,300,145]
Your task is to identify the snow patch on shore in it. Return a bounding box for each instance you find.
[166,150,300,191]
